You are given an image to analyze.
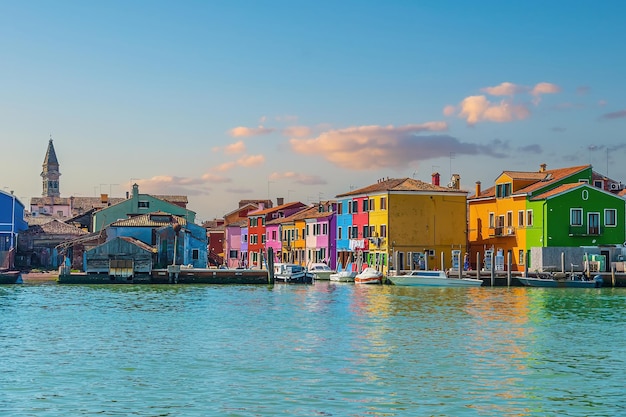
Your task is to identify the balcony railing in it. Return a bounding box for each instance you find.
[488,226,516,237]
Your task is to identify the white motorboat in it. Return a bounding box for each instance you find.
[329,270,357,282]
[308,263,335,280]
[273,263,314,284]
[387,270,483,287]
[354,267,383,285]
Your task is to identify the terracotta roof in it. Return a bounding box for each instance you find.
[470,164,591,200]
[619,189,626,197]
[336,177,465,197]
[530,182,584,200]
[249,201,306,216]
[110,212,188,227]
[267,206,319,225]
[25,219,88,236]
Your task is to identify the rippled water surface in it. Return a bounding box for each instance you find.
[1,282,624,416]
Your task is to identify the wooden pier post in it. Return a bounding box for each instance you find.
[267,247,275,284]
[611,264,615,287]
[507,251,511,287]
[476,252,481,280]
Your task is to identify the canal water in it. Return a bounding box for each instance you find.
[1,282,624,416]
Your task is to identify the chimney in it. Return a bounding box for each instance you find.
[101,194,108,204]
[431,172,440,186]
[539,163,547,172]
[277,197,284,206]
[475,181,481,197]
[451,174,461,190]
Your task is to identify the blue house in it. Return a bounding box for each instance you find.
[335,196,354,270]
[107,211,207,268]
[0,190,28,269]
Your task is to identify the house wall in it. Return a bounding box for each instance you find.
[367,193,390,273]
[225,225,242,268]
[265,224,282,263]
[389,192,467,271]
[84,238,152,274]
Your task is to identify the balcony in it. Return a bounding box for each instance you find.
[488,226,516,237]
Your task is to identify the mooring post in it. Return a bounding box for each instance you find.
[476,252,481,280]
[267,247,275,284]
[611,264,615,287]
[507,252,511,287]
[490,253,495,287]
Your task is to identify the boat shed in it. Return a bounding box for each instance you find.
[84,236,155,277]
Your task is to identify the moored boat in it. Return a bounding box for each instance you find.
[273,263,314,284]
[330,270,357,282]
[518,273,602,288]
[308,263,334,280]
[354,267,383,285]
[387,270,483,287]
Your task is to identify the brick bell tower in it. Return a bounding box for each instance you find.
[41,136,61,197]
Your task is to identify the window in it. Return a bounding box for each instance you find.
[369,225,376,237]
[138,201,150,209]
[380,197,387,210]
[338,227,342,239]
[337,203,343,215]
[271,230,277,240]
[362,225,369,238]
[518,250,525,265]
[489,212,495,228]
[570,208,583,226]
[261,234,266,244]
[347,226,352,239]
[496,183,512,198]
[229,250,238,259]
[192,249,199,260]
[605,209,617,227]
[506,211,513,227]
[322,223,328,235]
[352,200,358,213]
[594,180,603,188]
[526,210,533,227]
[518,211,524,227]
[242,234,248,243]
[369,199,375,211]
[380,224,387,238]
[306,224,310,236]
[362,199,369,212]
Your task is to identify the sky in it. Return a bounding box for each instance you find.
[2,1,626,223]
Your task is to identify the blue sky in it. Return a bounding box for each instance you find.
[2,1,626,222]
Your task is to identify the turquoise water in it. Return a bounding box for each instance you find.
[1,283,624,417]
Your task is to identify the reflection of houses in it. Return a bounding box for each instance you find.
[0,190,28,270]
[107,212,208,269]
[17,219,88,269]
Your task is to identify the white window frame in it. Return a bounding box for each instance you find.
[604,209,617,227]
[570,208,583,226]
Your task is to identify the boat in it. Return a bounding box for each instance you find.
[273,263,314,284]
[354,267,383,284]
[308,263,335,280]
[329,270,357,282]
[386,270,483,287]
[518,273,602,288]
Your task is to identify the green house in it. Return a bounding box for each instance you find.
[527,182,626,249]
[92,184,196,232]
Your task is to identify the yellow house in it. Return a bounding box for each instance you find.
[336,175,468,274]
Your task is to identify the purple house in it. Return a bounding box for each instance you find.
[304,202,337,270]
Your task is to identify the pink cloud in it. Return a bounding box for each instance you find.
[237,154,265,167]
[201,173,232,183]
[269,171,327,185]
[458,95,530,125]
[213,161,237,172]
[228,125,275,137]
[481,82,527,96]
[443,105,457,116]
[134,175,209,196]
[224,141,246,154]
[289,122,518,170]
[282,126,313,138]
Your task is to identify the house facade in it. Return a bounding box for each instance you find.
[92,184,195,231]
[336,176,468,274]
[0,190,28,269]
[468,164,625,272]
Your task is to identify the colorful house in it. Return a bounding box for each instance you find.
[246,201,307,267]
[468,164,625,271]
[0,190,28,270]
[304,202,336,269]
[92,184,196,232]
[336,175,468,274]
[335,196,353,270]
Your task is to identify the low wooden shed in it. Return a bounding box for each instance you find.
[84,236,154,277]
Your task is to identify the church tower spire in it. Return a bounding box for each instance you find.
[41,136,61,197]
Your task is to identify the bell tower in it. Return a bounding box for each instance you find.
[41,136,61,197]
